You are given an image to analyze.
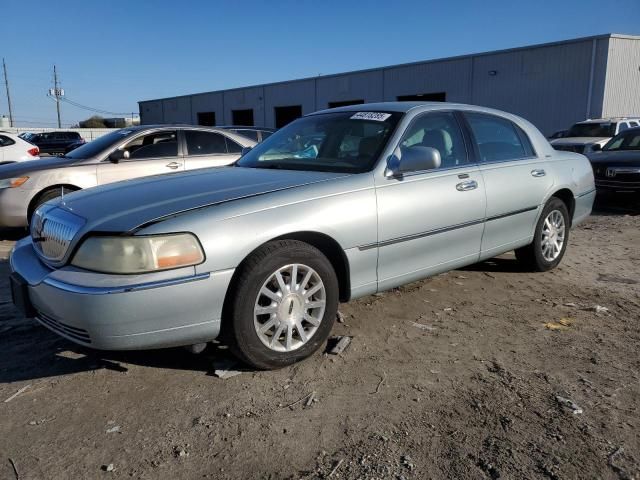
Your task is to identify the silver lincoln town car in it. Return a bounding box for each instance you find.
[10,102,596,369]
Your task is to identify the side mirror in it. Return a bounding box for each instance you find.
[109,149,130,163]
[591,144,601,152]
[385,146,441,177]
[241,146,252,157]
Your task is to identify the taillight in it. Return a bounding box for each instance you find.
[27,147,39,157]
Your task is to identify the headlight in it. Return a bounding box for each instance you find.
[71,233,205,274]
[0,177,29,189]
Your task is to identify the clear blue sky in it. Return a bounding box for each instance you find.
[2,0,639,127]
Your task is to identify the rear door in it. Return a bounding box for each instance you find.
[462,112,553,259]
[97,129,184,184]
[182,129,243,170]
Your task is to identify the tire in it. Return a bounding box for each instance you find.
[515,197,570,272]
[28,186,76,223]
[225,240,339,370]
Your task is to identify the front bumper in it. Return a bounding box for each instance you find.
[0,188,31,227]
[10,238,234,350]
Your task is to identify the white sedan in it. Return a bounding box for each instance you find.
[0,132,40,165]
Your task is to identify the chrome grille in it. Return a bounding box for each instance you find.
[31,207,85,263]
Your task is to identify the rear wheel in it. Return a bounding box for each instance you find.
[225,240,339,369]
[515,197,570,272]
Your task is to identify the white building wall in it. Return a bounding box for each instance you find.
[602,36,640,118]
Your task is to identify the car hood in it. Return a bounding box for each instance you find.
[587,150,640,165]
[0,156,85,178]
[56,167,349,232]
[551,137,609,146]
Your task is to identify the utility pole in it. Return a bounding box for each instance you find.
[53,65,61,128]
[2,58,14,127]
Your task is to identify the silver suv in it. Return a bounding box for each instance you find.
[0,125,255,227]
[551,117,640,154]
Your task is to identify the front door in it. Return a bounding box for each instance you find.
[462,112,554,259]
[375,111,486,291]
[97,130,183,184]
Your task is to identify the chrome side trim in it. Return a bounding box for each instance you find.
[42,272,211,295]
[358,206,539,251]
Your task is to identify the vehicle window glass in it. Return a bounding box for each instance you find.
[184,130,227,155]
[567,122,616,137]
[618,123,629,133]
[465,113,528,162]
[261,131,273,140]
[629,121,639,127]
[234,129,259,141]
[237,111,402,173]
[516,125,536,157]
[603,131,640,151]
[124,131,178,159]
[0,135,15,146]
[225,137,242,154]
[399,112,468,169]
[65,129,136,159]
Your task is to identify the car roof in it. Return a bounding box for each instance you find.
[576,118,640,124]
[217,125,275,131]
[309,101,524,118]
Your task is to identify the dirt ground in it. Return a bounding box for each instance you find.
[1,194,639,480]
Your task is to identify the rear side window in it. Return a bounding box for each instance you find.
[0,135,15,147]
[124,131,178,159]
[225,137,242,154]
[465,113,532,162]
[185,130,228,155]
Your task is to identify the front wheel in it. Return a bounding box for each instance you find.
[515,197,570,272]
[225,240,339,369]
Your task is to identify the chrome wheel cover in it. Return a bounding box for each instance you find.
[541,209,566,262]
[253,264,326,352]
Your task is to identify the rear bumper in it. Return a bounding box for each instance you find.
[573,189,596,226]
[10,238,234,350]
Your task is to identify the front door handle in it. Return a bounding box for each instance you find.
[531,169,546,177]
[456,180,478,191]
[166,162,182,169]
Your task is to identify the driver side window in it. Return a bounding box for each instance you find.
[124,131,178,159]
[400,112,468,169]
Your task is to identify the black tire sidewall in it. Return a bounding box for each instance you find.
[532,198,570,271]
[230,241,339,369]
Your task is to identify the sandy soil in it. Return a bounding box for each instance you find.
[0,194,639,480]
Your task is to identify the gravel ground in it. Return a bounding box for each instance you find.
[0,194,639,480]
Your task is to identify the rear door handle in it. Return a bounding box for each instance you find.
[456,180,478,191]
[531,169,546,177]
[166,162,182,169]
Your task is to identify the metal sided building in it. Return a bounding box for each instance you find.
[138,33,640,136]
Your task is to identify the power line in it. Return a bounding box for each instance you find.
[57,96,136,116]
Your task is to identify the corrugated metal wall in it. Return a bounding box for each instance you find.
[602,36,640,118]
[139,35,638,135]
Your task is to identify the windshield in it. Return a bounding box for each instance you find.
[567,122,616,138]
[236,111,402,173]
[603,130,640,151]
[64,129,137,159]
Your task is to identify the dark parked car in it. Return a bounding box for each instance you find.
[218,126,275,143]
[30,131,85,155]
[587,127,640,192]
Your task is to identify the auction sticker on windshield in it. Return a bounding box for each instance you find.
[350,112,392,121]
